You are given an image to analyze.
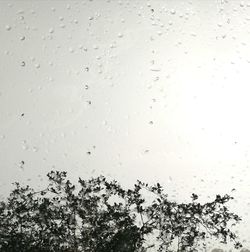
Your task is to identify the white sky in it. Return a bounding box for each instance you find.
[1,0,250,249]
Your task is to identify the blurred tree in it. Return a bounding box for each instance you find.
[0,171,243,252]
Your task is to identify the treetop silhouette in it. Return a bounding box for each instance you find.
[0,171,243,252]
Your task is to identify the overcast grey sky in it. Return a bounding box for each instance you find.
[1,0,250,249]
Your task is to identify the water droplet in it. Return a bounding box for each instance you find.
[30,56,35,62]
[150,67,161,72]
[49,28,54,33]
[5,25,11,31]
[170,9,176,15]
[35,63,40,68]
[0,135,5,140]
[20,36,25,41]
[32,146,38,152]
[20,160,25,170]
[118,33,123,38]
[17,9,24,14]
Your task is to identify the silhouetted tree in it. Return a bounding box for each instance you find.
[0,171,243,251]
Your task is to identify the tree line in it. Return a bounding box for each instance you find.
[0,170,243,252]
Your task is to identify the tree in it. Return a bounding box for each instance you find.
[0,171,243,252]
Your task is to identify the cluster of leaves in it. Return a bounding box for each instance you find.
[0,171,243,252]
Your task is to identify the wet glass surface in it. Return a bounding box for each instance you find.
[1,0,250,251]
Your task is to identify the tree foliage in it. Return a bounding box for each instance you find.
[0,171,243,252]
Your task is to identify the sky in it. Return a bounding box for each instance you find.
[1,0,250,250]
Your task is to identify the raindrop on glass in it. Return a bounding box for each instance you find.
[5,25,11,31]
[35,63,40,69]
[170,9,176,15]
[49,28,54,33]
[118,33,123,38]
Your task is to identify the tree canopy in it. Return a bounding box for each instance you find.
[0,171,243,252]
